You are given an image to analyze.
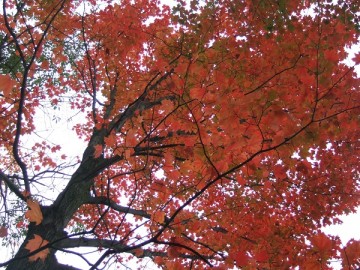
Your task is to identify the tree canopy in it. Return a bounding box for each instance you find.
[0,0,359,269]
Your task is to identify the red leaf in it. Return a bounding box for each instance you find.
[352,52,360,65]
[0,226,8,237]
[254,250,269,262]
[133,248,144,257]
[274,165,287,179]
[189,87,206,100]
[342,239,360,268]
[161,99,173,114]
[234,251,249,266]
[236,176,246,185]
[167,245,181,258]
[152,211,165,223]
[125,149,131,159]
[324,50,339,62]
[311,232,333,258]
[0,74,14,96]
[93,144,103,158]
[264,180,272,189]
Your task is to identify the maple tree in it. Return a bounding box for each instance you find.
[0,0,359,269]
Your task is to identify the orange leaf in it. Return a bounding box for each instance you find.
[197,179,207,190]
[25,199,43,225]
[152,211,165,223]
[161,99,173,114]
[264,180,272,189]
[183,136,196,147]
[0,74,14,96]
[25,234,49,262]
[215,160,229,172]
[93,144,103,158]
[133,248,144,257]
[125,149,131,159]
[126,129,138,146]
[189,87,206,100]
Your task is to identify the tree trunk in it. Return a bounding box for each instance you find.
[6,131,112,270]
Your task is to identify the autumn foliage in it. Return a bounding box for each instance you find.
[0,0,359,269]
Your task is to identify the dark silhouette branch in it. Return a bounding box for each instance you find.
[0,171,26,201]
[56,237,218,263]
[86,196,151,219]
[244,54,303,96]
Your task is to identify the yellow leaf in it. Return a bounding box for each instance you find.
[25,234,49,262]
[25,199,43,225]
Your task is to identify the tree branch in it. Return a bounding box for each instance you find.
[245,54,303,96]
[0,171,26,201]
[56,237,218,262]
[109,68,175,133]
[85,196,151,219]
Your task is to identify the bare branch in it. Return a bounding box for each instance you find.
[0,171,26,201]
[56,237,218,262]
